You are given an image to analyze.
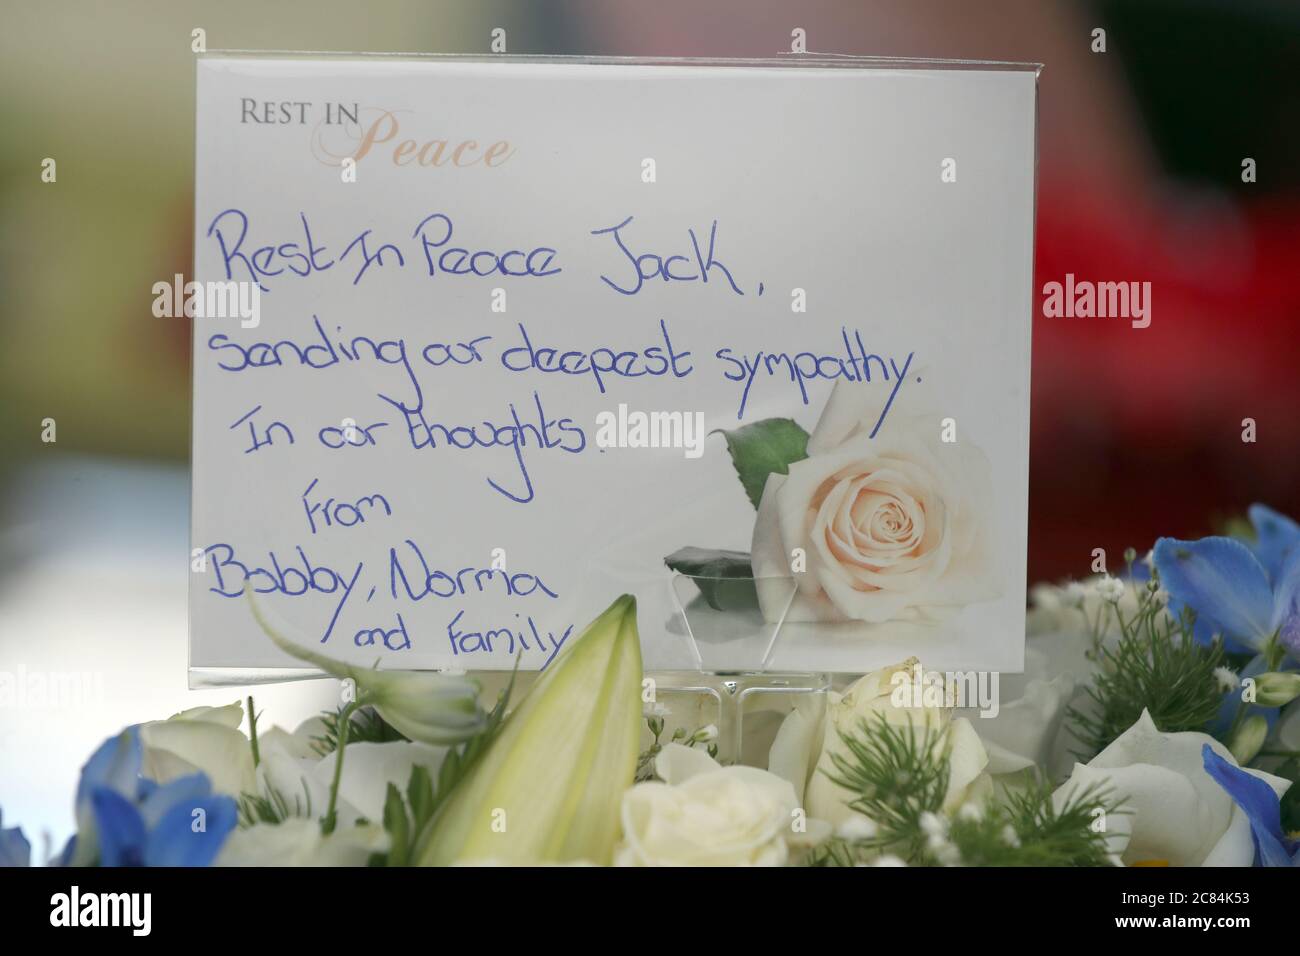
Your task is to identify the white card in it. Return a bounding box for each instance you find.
[190,55,1037,679]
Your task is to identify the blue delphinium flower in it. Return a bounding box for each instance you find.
[59,727,238,867]
[1154,504,1300,659]
[1248,504,1300,585]
[1202,743,1298,866]
[0,808,31,867]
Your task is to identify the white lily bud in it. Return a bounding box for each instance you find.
[415,595,643,865]
[1252,672,1300,708]
[1227,714,1269,766]
[248,593,483,744]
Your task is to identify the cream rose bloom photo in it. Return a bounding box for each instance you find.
[751,378,998,628]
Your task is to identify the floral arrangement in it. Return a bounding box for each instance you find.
[3,505,1299,868]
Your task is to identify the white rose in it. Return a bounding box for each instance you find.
[216,819,388,866]
[959,644,1075,776]
[252,716,448,826]
[139,702,256,797]
[616,744,828,866]
[1053,710,1290,866]
[768,659,989,827]
[752,387,997,624]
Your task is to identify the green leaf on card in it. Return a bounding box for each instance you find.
[716,418,810,509]
[664,546,758,611]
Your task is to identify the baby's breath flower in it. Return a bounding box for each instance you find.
[1000,824,1020,848]
[1213,667,1241,693]
[870,854,908,867]
[932,841,962,866]
[957,802,984,823]
[919,811,948,841]
[1064,582,1088,608]
[1095,574,1125,603]
[836,814,878,842]
[1031,583,1063,612]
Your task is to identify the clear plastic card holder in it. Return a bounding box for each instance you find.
[661,565,830,762]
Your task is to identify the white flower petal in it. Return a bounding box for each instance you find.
[1052,709,1291,867]
[766,694,828,805]
[309,741,449,823]
[166,703,245,729]
[969,674,1074,770]
[217,820,388,866]
[654,741,722,785]
[942,718,990,811]
[616,763,813,866]
[139,715,255,796]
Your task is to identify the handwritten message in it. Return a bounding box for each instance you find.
[191,57,1037,677]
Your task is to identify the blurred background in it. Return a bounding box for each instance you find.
[1,0,1298,850]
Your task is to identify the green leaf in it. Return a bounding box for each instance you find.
[823,713,951,862]
[717,418,810,509]
[406,765,435,834]
[436,750,462,799]
[311,705,407,756]
[1066,595,1225,759]
[1274,758,1300,834]
[236,779,314,827]
[382,783,410,867]
[808,715,1119,867]
[664,546,757,611]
